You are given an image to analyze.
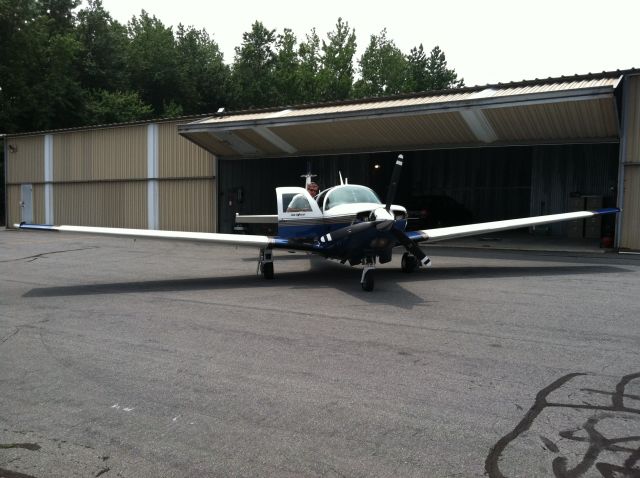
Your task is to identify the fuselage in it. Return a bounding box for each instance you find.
[276,184,407,263]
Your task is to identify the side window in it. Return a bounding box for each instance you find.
[316,190,328,210]
[284,193,312,212]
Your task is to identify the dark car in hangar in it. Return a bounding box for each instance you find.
[404,195,474,230]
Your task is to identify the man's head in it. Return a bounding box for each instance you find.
[307,182,319,197]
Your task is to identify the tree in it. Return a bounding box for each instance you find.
[405,44,464,92]
[318,18,357,101]
[297,28,322,103]
[272,28,302,106]
[76,0,130,92]
[175,24,230,114]
[85,89,153,124]
[0,0,86,132]
[354,28,406,98]
[230,21,277,109]
[127,11,179,116]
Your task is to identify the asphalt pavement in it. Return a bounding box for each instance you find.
[1,229,639,477]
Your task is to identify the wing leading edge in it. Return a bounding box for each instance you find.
[405,208,620,243]
[14,223,272,248]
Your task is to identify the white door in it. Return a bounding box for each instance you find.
[20,184,33,224]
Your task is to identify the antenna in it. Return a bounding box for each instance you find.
[300,160,317,187]
[338,171,344,185]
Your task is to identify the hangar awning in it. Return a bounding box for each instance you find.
[178,75,622,159]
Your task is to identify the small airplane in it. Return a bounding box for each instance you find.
[15,154,620,291]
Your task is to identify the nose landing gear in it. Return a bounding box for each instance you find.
[361,257,376,291]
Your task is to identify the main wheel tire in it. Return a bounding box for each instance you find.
[401,252,418,273]
[262,262,274,279]
[361,270,374,291]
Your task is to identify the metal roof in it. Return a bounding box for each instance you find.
[179,75,623,158]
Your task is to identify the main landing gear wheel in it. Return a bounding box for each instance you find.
[401,252,418,273]
[261,262,274,279]
[361,269,374,291]
[258,248,274,280]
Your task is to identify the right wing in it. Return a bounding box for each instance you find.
[405,208,619,243]
[14,223,271,248]
[14,223,324,252]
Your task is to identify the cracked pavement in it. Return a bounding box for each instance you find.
[1,229,639,477]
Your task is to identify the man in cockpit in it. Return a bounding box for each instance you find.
[286,182,320,212]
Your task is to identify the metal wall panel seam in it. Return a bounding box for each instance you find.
[615,77,631,247]
[3,139,8,226]
[147,124,159,230]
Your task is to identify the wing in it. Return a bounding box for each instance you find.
[14,223,324,252]
[14,223,273,248]
[405,208,619,243]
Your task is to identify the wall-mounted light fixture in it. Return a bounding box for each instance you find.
[8,144,17,153]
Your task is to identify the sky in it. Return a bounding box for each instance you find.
[99,0,639,87]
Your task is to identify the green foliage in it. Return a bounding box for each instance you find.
[297,29,322,103]
[354,29,407,98]
[231,21,277,109]
[85,89,153,124]
[406,44,464,92]
[318,18,357,101]
[127,11,179,115]
[174,24,231,114]
[0,3,465,134]
[76,0,130,91]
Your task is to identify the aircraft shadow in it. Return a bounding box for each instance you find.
[23,263,629,310]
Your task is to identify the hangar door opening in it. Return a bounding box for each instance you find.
[218,143,618,240]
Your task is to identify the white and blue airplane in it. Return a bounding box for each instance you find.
[15,155,620,291]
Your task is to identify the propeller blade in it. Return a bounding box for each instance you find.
[320,221,378,243]
[385,154,404,211]
[390,228,431,267]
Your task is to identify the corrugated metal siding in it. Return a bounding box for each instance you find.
[485,98,619,141]
[5,184,46,225]
[6,185,21,226]
[273,113,475,153]
[623,76,640,164]
[409,147,532,222]
[619,76,640,249]
[53,126,146,182]
[234,129,285,155]
[489,78,619,97]
[6,136,44,183]
[32,184,46,224]
[620,166,640,249]
[158,179,216,232]
[195,78,619,125]
[53,181,147,228]
[530,144,618,235]
[158,122,215,178]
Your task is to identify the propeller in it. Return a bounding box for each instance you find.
[391,228,431,267]
[320,153,431,267]
[385,154,404,211]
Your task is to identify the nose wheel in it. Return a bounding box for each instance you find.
[361,257,375,291]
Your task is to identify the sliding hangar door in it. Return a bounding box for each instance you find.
[180,74,628,246]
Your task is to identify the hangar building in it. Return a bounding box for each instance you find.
[3,70,640,250]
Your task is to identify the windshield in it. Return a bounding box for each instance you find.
[324,186,382,210]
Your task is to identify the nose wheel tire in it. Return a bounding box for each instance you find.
[361,269,375,291]
[401,252,419,273]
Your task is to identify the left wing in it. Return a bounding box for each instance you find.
[405,208,619,243]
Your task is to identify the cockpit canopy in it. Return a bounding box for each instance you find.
[318,185,382,211]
